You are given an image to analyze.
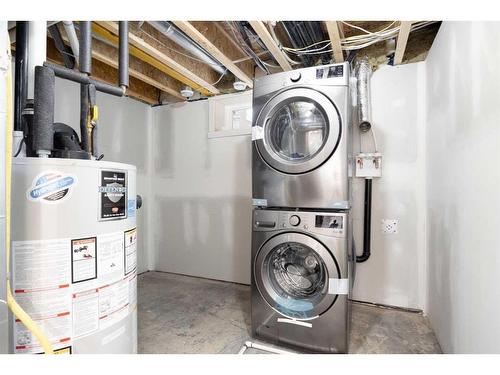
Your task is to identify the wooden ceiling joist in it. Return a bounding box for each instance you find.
[172,21,253,88]
[325,21,344,63]
[185,21,256,84]
[394,22,413,65]
[248,21,292,71]
[213,22,249,60]
[89,37,185,101]
[93,21,220,96]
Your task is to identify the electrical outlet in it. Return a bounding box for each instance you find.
[381,219,398,234]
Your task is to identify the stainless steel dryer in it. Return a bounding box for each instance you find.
[251,208,354,353]
[252,63,352,210]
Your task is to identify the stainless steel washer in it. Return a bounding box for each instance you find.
[252,63,352,210]
[251,208,354,353]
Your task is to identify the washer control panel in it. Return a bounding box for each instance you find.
[289,215,301,226]
[254,209,346,238]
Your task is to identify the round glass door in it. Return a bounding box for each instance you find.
[255,233,339,320]
[255,88,341,174]
[267,100,327,163]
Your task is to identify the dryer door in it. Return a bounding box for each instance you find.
[254,88,341,174]
[255,232,340,320]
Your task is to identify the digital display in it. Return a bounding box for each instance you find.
[315,215,343,229]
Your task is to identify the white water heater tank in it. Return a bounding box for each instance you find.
[10,158,138,354]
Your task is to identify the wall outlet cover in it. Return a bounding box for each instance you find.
[381,219,398,234]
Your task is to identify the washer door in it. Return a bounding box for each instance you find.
[255,232,339,320]
[255,88,341,174]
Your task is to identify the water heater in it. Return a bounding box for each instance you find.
[10,158,137,354]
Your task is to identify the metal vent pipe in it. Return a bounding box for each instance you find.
[148,21,226,75]
[356,58,373,132]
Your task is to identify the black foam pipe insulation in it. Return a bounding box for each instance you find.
[32,66,55,155]
[14,21,29,132]
[79,21,92,154]
[43,62,124,96]
[356,178,372,263]
[119,21,129,89]
[80,84,91,154]
[79,21,92,74]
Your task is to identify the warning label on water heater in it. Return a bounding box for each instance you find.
[71,237,97,283]
[99,170,127,220]
[12,229,138,354]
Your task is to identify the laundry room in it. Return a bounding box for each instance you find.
[1,1,500,373]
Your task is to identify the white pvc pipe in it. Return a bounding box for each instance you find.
[27,21,47,99]
[238,340,296,354]
[63,21,79,66]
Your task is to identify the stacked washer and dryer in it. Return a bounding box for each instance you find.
[251,62,354,353]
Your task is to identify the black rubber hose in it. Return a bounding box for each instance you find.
[44,62,124,97]
[357,178,372,263]
[32,66,55,155]
[79,21,92,75]
[119,21,129,88]
[14,21,28,132]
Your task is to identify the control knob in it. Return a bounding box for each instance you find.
[289,215,301,226]
[290,71,301,82]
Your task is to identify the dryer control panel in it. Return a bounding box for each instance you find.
[253,209,346,238]
[253,62,349,94]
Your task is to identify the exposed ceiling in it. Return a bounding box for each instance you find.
[33,21,441,105]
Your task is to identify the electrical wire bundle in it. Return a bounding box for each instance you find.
[225,21,275,73]
[278,21,438,56]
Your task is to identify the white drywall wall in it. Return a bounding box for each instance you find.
[53,78,152,274]
[425,22,500,353]
[150,101,252,284]
[351,63,427,310]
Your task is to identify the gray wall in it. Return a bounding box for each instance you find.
[150,101,252,284]
[352,63,427,309]
[54,78,152,274]
[0,21,9,354]
[425,22,500,353]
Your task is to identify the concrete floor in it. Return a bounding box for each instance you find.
[138,271,441,354]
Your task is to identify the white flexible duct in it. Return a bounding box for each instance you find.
[62,21,79,66]
[356,58,372,132]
